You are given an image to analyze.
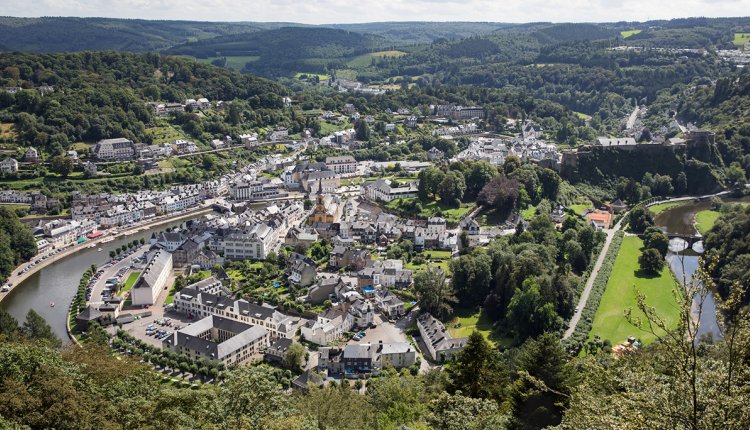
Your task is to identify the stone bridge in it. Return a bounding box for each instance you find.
[666,233,702,247]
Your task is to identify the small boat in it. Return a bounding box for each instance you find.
[97,248,103,252]
[49,302,55,307]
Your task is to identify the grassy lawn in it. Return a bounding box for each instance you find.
[145,123,187,145]
[521,205,536,221]
[319,121,345,136]
[695,209,720,235]
[573,111,592,121]
[621,29,642,38]
[385,198,473,225]
[446,308,512,347]
[588,236,680,346]
[121,271,141,294]
[568,204,591,215]
[648,201,689,215]
[733,33,750,47]
[347,50,406,68]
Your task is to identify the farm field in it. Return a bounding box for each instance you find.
[621,30,642,38]
[587,236,680,346]
[348,50,407,68]
[733,33,750,47]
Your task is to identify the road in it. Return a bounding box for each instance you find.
[562,225,618,339]
[625,105,640,130]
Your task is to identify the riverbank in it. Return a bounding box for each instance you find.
[0,205,213,306]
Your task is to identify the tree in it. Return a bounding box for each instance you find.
[465,161,497,200]
[220,366,292,429]
[639,247,665,275]
[355,120,370,141]
[450,251,492,307]
[0,308,18,338]
[427,392,506,430]
[282,342,306,371]
[418,166,446,201]
[438,170,466,207]
[643,227,669,257]
[628,207,655,234]
[22,309,61,348]
[414,266,456,320]
[477,175,520,216]
[506,278,562,341]
[509,333,576,429]
[448,331,506,400]
[49,155,73,177]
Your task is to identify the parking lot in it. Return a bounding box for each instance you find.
[349,314,409,345]
[120,309,193,348]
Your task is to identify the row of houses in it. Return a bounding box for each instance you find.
[318,341,416,376]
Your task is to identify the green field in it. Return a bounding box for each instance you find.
[404,250,453,274]
[573,111,592,121]
[695,209,720,234]
[475,208,507,226]
[447,308,495,343]
[568,204,591,215]
[145,122,188,145]
[648,201,689,215]
[385,198,474,225]
[521,205,536,221]
[294,72,331,80]
[347,50,407,68]
[121,271,141,294]
[621,30,642,38]
[733,33,750,47]
[588,236,680,346]
[0,122,15,139]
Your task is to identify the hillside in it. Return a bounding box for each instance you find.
[330,21,514,44]
[166,26,392,77]
[0,17,262,52]
[0,51,286,152]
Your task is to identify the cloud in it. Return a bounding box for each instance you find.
[3,0,750,24]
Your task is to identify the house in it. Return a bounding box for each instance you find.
[349,299,374,328]
[130,249,173,306]
[240,133,259,147]
[24,147,39,162]
[329,246,371,270]
[404,116,418,128]
[378,341,416,369]
[610,199,628,214]
[307,276,345,304]
[223,224,278,260]
[362,179,418,202]
[427,147,445,161]
[417,313,467,362]
[301,305,354,345]
[75,305,103,332]
[268,127,289,141]
[586,210,613,229]
[265,338,294,363]
[343,103,356,114]
[464,219,480,235]
[83,161,98,176]
[385,123,396,132]
[0,158,18,174]
[285,227,319,250]
[325,156,357,174]
[93,138,136,161]
[151,231,187,252]
[172,239,201,267]
[163,315,269,366]
[376,289,405,318]
[288,253,317,287]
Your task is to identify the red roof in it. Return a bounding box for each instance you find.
[87,231,104,239]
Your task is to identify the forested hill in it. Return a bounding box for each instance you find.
[330,21,514,44]
[165,27,392,77]
[0,51,286,152]
[0,17,261,52]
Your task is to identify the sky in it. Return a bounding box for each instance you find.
[1,0,748,24]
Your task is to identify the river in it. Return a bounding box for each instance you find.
[0,221,185,341]
[655,195,750,342]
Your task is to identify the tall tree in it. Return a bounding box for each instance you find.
[22,309,61,348]
[414,266,456,321]
[509,333,576,430]
[448,331,506,401]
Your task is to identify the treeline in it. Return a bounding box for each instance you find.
[0,207,37,281]
[703,203,750,300]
